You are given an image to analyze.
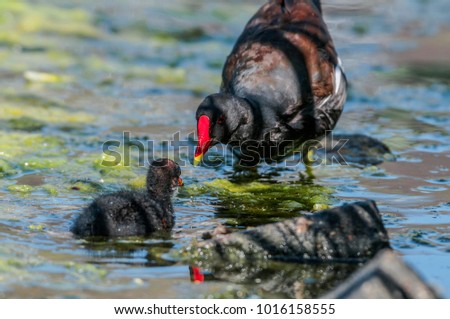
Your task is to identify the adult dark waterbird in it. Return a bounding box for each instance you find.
[194,0,346,167]
[72,159,183,237]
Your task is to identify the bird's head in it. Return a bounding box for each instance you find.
[147,158,183,196]
[194,93,252,166]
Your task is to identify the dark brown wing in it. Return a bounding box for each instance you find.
[221,0,338,108]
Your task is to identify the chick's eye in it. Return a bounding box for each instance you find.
[217,115,225,125]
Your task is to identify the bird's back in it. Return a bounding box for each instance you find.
[72,191,173,237]
[221,0,342,125]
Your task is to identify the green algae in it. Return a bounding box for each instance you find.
[207,179,332,212]
[64,262,108,281]
[128,176,146,189]
[154,67,187,84]
[7,184,34,194]
[28,224,45,231]
[0,104,95,126]
[41,184,58,196]
[64,153,143,190]
[121,20,206,42]
[120,64,188,84]
[409,230,437,247]
[93,156,138,180]
[352,22,370,35]
[211,8,235,22]
[0,159,17,177]
[69,180,103,193]
[23,71,72,83]
[0,130,75,193]
[2,93,68,109]
[0,32,19,47]
[185,179,334,226]
[1,2,100,40]
[0,259,29,279]
[20,157,67,170]
[7,117,46,131]
[0,133,64,158]
[312,203,330,211]
[380,64,450,85]
[207,179,272,193]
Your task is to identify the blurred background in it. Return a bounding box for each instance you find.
[0,0,449,298]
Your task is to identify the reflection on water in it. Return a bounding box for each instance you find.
[0,0,449,298]
[189,262,361,299]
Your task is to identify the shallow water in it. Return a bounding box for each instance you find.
[0,0,449,298]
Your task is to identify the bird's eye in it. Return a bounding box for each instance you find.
[217,115,225,125]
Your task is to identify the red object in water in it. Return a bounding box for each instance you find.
[189,266,205,283]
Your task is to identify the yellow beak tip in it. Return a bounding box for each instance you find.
[193,155,203,167]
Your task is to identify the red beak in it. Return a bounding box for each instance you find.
[178,177,184,187]
[194,115,212,166]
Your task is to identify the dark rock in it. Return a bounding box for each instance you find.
[322,249,439,298]
[317,133,395,166]
[185,200,390,267]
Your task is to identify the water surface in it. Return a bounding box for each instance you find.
[0,0,449,298]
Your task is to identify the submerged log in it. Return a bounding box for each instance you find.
[322,249,439,298]
[184,200,390,267]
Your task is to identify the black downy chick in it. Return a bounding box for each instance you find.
[71,159,183,237]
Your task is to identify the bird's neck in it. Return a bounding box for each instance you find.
[148,188,171,203]
[229,97,263,142]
